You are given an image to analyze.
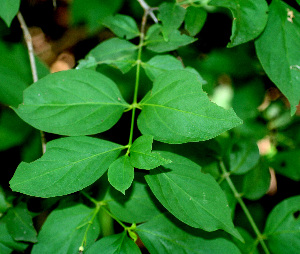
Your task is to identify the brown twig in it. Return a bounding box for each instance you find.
[137,0,158,23]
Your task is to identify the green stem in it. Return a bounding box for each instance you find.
[219,161,270,254]
[127,8,148,153]
[101,206,128,229]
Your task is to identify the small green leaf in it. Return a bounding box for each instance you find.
[145,152,243,241]
[242,160,270,200]
[86,232,141,254]
[14,69,129,136]
[228,139,260,175]
[136,213,241,254]
[210,0,268,47]
[31,204,100,254]
[0,0,20,27]
[108,155,134,194]
[138,70,242,144]
[103,14,139,39]
[271,150,300,181]
[145,24,196,53]
[10,136,123,197]
[106,173,162,223]
[158,3,186,40]
[142,55,183,81]
[5,203,37,243]
[255,0,300,115]
[264,196,300,254]
[0,109,31,151]
[184,6,207,36]
[129,135,171,170]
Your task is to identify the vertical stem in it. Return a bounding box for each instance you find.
[17,12,47,154]
[219,161,270,254]
[127,9,148,151]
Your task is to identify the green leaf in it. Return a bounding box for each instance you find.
[106,174,162,223]
[10,136,123,197]
[145,151,243,241]
[209,0,268,47]
[228,139,260,175]
[271,150,300,181]
[129,135,171,170]
[108,155,134,194]
[158,3,186,40]
[86,232,141,254]
[242,160,270,200]
[14,69,129,136]
[255,0,300,115]
[71,0,123,32]
[145,24,196,53]
[231,227,259,254]
[142,55,183,81]
[264,196,300,254]
[136,214,241,254]
[138,70,242,144]
[5,203,37,243]
[184,6,207,36]
[0,222,28,253]
[77,38,138,73]
[0,0,20,27]
[102,14,139,39]
[0,109,31,151]
[31,204,100,254]
[0,187,9,214]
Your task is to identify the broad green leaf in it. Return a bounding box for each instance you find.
[158,3,186,40]
[255,0,300,115]
[0,222,28,253]
[136,213,241,254]
[10,136,123,197]
[271,150,300,181]
[145,24,196,53]
[32,204,100,254]
[142,55,183,81]
[184,6,207,36]
[71,0,123,32]
[5,203,37,243]
[77,38,138,73]
[228,139,260,175]
[129,135,171,170]
[242,160,270,200]
[106,174,162,223]
[102,14,139,39]
[138,70,242,144]
[264,196,300,254]
[209,0,268,47]
[145,152,243,241]
[86,232,141,254]
[14,69,129,136]
[108,155,134,194]
[0,0,20,27]
[0,109,31,151]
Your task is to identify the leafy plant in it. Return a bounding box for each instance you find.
[0,0,299,253]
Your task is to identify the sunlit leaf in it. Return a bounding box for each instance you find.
[0,0,20,27]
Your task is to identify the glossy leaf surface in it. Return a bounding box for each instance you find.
[86,232,141,254]
[0,0,20,27]
[145,152,242,241]
[137,213,241,254]
[210,0,268,47]
[108,155,134,194]
[138,70,242,144]
[129,135,171,170]
[31,204,100,254]
[264,196,300,254]
[103,14,139,39]
[15,69,129,136]
[10,136,123,197]
[255,0,300,115]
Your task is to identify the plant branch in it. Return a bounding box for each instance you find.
[137,0,158,23]
[17,12,47,154]
[219,161,270,254]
